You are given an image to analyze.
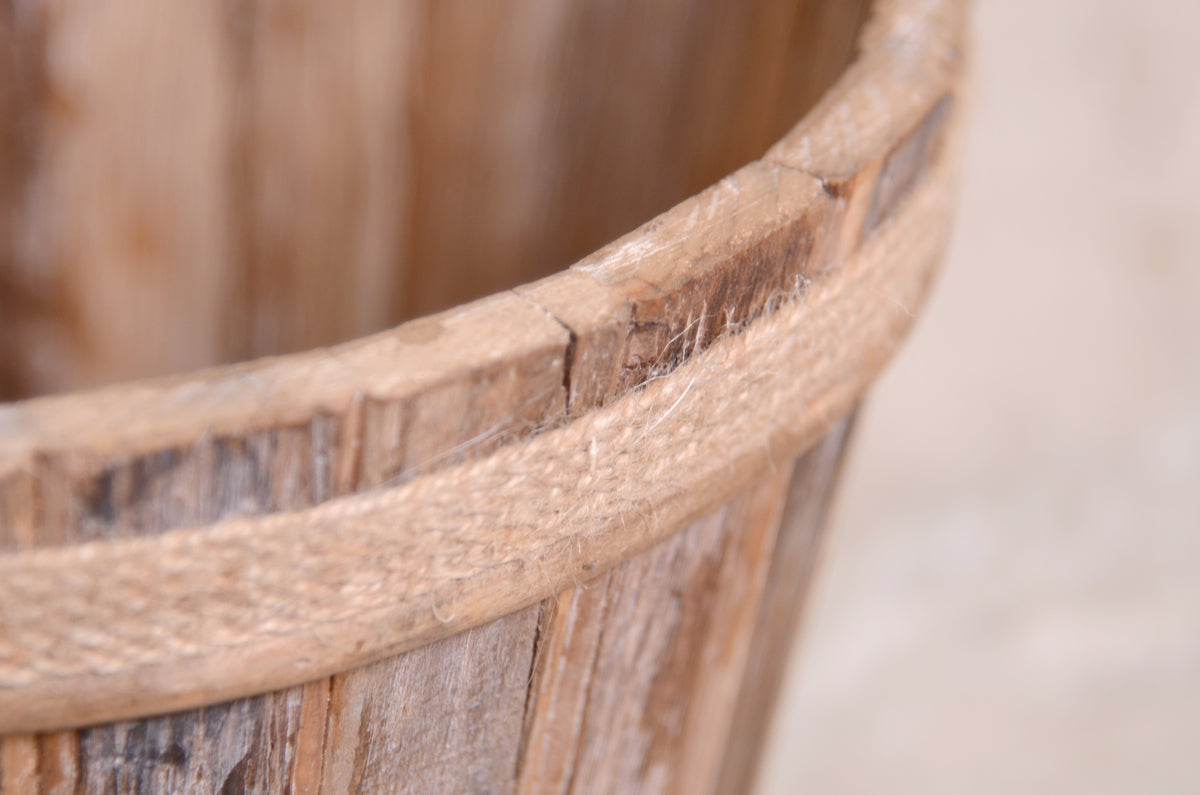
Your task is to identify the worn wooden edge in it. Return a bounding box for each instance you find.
[0,0,963,478]
[0,147,961,735]
[0,0,968,733]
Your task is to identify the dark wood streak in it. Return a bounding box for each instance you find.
[68,691,305,794]
[25,416,342,548]
[862,95,954,238]
[218,0,259,367]
[559,161,835,399]
[616,216,821,391]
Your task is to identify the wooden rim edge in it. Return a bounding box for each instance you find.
[0,0,969,733]
[0,0,964,476]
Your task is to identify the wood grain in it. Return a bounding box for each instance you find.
[516,461,798,795]
[25,0,235,390]
[515,160,836,413]
[0,137,961,732]
[0,422,853,794]
[317,606,540,794]
[715,415,857,795]
[571,161,835,394]
[0,0,968,790]
[0,292,569,548]
[0,3,50,402]
[227,0,418,362]
[0,0,868,400]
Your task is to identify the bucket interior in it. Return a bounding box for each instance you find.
[0,0,869,401]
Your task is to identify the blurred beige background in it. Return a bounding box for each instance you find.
[758,0,1200,792]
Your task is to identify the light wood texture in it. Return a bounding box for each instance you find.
[227,0,418,362]
[0,0,968,791]
[0,0,870,401]
[2,2,236,394]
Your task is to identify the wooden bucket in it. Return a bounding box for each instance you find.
[0,0,967,791]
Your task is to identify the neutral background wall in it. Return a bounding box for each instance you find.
[758,0,1200,792]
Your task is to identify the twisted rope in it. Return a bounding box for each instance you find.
[0,154,953,732]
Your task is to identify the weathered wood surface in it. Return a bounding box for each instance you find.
[0,0,968,790]
[0,422,853,795]
[715,417,857,795]
[515,454,811,795]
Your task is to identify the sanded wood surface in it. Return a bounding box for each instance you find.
[0,0,968,790]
